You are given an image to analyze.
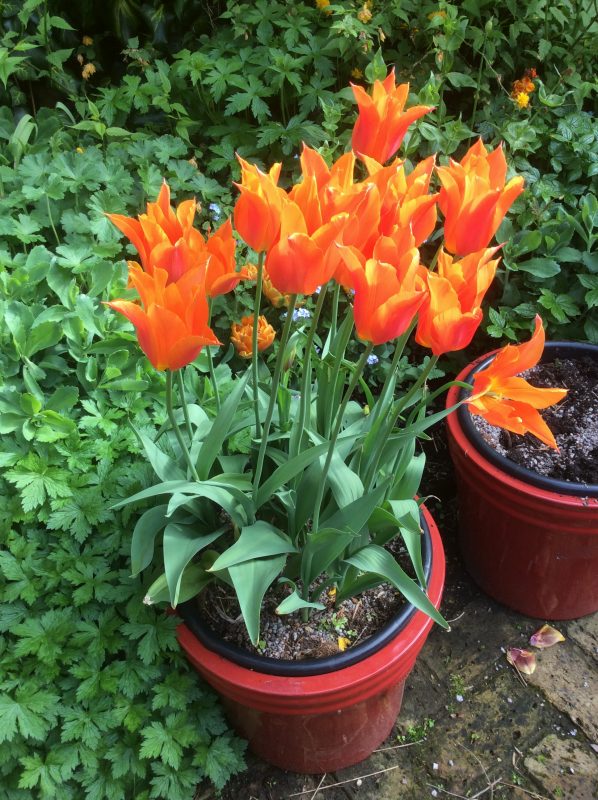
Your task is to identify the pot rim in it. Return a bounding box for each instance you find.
[455,340,598,499]
[178,509,434,677]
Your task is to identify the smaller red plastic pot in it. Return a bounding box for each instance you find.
[176,506,445,773]
[446,341,598,620]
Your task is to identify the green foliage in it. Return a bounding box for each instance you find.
[0,111,245,797]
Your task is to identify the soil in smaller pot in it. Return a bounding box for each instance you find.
[471,357,598,486]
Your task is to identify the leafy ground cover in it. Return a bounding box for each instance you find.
[0,1,596,798]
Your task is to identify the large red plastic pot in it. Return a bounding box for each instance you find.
[446,341,598,620]
[176,505,445,773]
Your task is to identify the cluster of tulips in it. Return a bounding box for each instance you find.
[107,68,565,449]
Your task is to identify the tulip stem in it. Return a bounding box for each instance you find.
[364,355,438,494]
[253,295,298,503]
[166,371,200,482]
[330,282,341,339]
[206,299,221,412]
[370,320,416,426]
[289,284,328,460]
[312,342,373,533]
[176,369,193,442]
[251,251,266,437]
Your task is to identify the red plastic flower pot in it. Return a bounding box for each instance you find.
[446,341,598,620]
[176,505,445,774]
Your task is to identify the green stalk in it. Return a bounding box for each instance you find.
[176,369,193,442]
[45,195,60,246]
[468,37,486,141]
[364,355,439,493]
[289,285,328,460]
[166,371,199,482]
[329,282,341,339]
[252,295,298,503]
[370,320,416,426]
[323,310,355,438]
[251,252,266,437]
[206,299,221,412]
[312,342,373,533]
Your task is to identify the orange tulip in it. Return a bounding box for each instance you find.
[266,201,349,295]
[416,247,501,355]
[467,316,567,448]
[108,181,241,292]
[351,69,433,164]
[106,266,220,371]
[233,157,287,252]
[363,154,439,246]
[231,315,276,358]
[338,233,426,345]
[437,139,525,256]
[203,219,248,297]
[108,182,204,279]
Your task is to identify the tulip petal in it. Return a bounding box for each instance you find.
[506,647,537,675]
[529,624,566,649]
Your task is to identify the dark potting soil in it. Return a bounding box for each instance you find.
[194,544,414,661]
[470,356,598,486]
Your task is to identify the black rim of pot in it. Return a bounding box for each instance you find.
[457,340,598,499]
[178,512,434,677]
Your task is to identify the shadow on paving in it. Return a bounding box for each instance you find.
[196,425,598,800]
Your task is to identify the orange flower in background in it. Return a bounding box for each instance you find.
[351,69,433,164]
[234,157,287,252]
[106,266,220,371]
[266,201,349,295]
[244,263,293,308]
[437,139,525,256]
[231,315,276,358]
[467,316,568,449]
[416,247,501,355]
[338,233,426,344]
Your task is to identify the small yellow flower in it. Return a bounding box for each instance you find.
[315,0,330,9]
[327,587,337,598]
[514,91,530,109]
[82,35,93,46]
[351,67,364,79]
[75,147,85,154]
[82,63,96,80]
[231,315,276,358]
[357,6,372,23]
[428,9,447,19]
[338,637,351,652]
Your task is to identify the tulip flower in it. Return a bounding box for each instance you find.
[108,181,243,292]
[266,201,349,295]
[106,266,220,371]
[351,69,433,164]
[437,139,525,255]
[203,219,248,297]
[416,247,501,355]
[363,154,439,246]
[467,316,568,449]
[231,315,276,358]
[234,157,287,252]
[338,233,426,345]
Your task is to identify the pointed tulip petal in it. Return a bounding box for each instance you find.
[529,625,566,649]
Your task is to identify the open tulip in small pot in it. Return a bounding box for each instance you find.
[101,66,568,772]
[446,333,598,620]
